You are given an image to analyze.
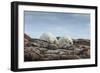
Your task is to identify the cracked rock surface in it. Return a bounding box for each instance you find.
[24,34,90,61]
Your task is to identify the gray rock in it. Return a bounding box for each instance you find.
[73,39,90,46]
[24,33,32,41]
[74,48,82,55]
[30,42,40,47]
[79,49,90,58]
[59,51,70,55]
[48,44,58,50]
[31,39,49,48]
[38,48,48,53]
[44,54,60,60]
[61,55,80,60]
[45,50,60,54]
[24,47,43,61]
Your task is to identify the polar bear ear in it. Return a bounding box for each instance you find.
[68,37,73,45]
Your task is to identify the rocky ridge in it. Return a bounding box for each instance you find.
[24,33,90,61]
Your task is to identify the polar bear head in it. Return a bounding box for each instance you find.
[40,32,59,44]
[58,36,73,48]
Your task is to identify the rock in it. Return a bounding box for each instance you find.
[80,45,89,48]
[56,49,68,52]
[30,42,40,47]
[61,55,80,60]
[43,54,60,60]
[45,50,60,54]
[78,47,89,55]
[24,47,43,61]
[24,33,32,41]
[38,48,48,53]
[24,38,29,42]
[74,48,82,55]
[59,51,66,55]
[24,37,32,47]
[56,49,73,55]
[86,49,90,57]
[80,54,90,59]
[69,51,75,55]
[30,47,41,54]
[24,39,30,47]
[61,45,75,50]
[24,33,90,61]
[31,39,49,48]
[79,49,90,58]
[59,51,69,55]
[73,39,90,46]
[48,44,58,50]
[58,49,72,55]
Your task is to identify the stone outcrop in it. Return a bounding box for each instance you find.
[24,33,90,61]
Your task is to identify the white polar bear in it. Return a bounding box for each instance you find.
[58,36,73,48]
[40,32,59,44]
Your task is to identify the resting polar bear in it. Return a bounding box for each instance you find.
[40,32,73,48]
[40,32,59,44]
[58,36,73,48]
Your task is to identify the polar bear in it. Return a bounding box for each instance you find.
[40,32,59,45]
[58,36,73,48]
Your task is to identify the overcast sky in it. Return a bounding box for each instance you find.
[24,11,90,39]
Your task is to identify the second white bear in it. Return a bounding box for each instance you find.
[58,36,73,48]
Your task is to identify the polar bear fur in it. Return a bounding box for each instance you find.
[58,36,73,48]
[40,33,73,49]
[40,32,59,44]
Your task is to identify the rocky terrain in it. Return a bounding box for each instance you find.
[24,33,90,61]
